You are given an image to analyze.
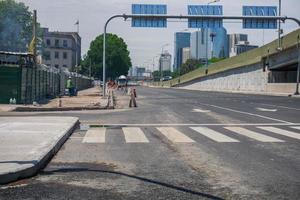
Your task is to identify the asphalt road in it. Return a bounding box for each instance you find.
[0,87,299,200]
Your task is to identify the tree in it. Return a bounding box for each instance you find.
[81,33,132,80]
[181,59,202,75]
[152,70,172,81]
[0,0,38,52]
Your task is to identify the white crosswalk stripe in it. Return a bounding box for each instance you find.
[82,128,106,143]
[225,127,284,142]
[291,126,300,131]
[157,127,195,143]
[191,127,239,143]
[80,125,300,144]
[122,127,149,143]
[258,126,300,140]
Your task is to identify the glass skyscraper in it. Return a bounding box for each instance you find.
[173,32,191,71]
[190,27,229,61]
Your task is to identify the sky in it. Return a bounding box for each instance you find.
[16,0,300,70]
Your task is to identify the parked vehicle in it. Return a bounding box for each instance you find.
[161,76,172,81]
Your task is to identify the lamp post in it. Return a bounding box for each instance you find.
[210,32,217,58]
[277,0,282,50]
[205,0,220,75]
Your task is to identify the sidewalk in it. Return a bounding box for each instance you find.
[12,86,110,112]
[0,117,79,184]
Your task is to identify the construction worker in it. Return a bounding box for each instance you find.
[66,77,73,96]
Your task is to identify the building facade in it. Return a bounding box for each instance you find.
[42,28,81,70]
[182,47,191,64]
[235,43,259,55]
[159,51,172,72]
[190,28,228,62]
[173,32,191,71]
[228,33,248,57]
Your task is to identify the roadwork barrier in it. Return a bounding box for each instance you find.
[129,88,137,108]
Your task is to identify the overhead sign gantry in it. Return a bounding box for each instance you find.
[101,4,300,96]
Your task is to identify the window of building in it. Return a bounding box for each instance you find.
[63,40,68,47]
[55,39,59,47]
[63,52,68,59]
[55,64,59,68]
[63,65,67,68]
[43,51,51,60]
[46,39,51,46]
[55,51,59,59]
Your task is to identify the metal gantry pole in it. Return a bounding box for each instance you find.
[101,14,300,96]
[205,28,209,75]
[295,34,300,95]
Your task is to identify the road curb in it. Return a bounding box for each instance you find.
[13,106,110,112]
[0,118,79,185]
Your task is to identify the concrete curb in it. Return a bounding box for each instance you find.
[149,85,300,98]
[13,106,109,112]
[0,118,79,185]
[175,87,300,98]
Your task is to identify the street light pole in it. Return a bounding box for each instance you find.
[205,0,220,75]
[278,0,282,50]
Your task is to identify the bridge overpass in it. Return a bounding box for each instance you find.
[156,28,300,95]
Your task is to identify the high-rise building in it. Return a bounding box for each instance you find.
[42,28,81,70]
[190,28,228,62]
[228,34,249,57]
[234,42,258,55]
[182,47,191,64]
[159,51,172,72]
[174,32,191,71]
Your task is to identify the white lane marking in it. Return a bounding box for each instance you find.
[192,108,211,113]
[225,127,284,142]
[157,127,195,143]
[191,127,239,143]
[200,103,293,124]
[259,103,300,111]
[258,127,300,140]
[82,128,106,143]
[122,127,149,143]
[291,126,300,130]
[256,107,277,112]
[81,123,300,127]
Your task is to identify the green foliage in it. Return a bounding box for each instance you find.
[209,57,225,64]
[81,33,132,80]
[0,0,40,52]
[180,59,202,75]
[171,70,180,78]
[152,70,171,81]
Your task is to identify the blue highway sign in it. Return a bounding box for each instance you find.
[188,5,223,28]
[243,6,277,29]
[132,4,167,28]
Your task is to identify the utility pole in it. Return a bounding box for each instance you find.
[74,20,79,90]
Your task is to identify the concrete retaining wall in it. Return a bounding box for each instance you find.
[266,83,297,94]
[181,63,269,93]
